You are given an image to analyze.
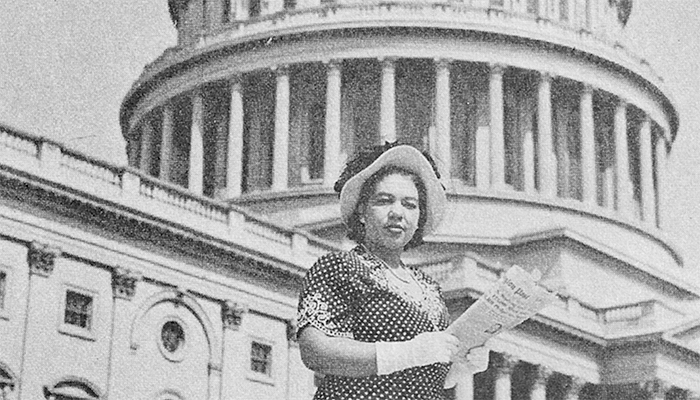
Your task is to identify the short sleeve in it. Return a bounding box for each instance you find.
[296,252,360,339]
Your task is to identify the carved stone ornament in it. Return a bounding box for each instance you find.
[27,241,61,277]
[640,379,670,398]
[533,365,554,386]
[222,301,247,330]
[495,353,519,377]
[112,267,141,300]
[565,376,587,399]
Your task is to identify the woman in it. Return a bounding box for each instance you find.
[296,143,485,399]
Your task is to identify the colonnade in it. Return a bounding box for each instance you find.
[131,57,668,227]
[451,352,699,400]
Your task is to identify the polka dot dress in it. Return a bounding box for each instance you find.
[297,246,451,400]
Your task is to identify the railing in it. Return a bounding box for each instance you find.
[416,250,668,333]
[0,126,39,157]
[138,174,229,223]
[0,123,337,272]
[61,149,122,186]
[600,300,654,324]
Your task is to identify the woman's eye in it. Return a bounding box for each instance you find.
[403,201,418,210]
[373,196,392,205]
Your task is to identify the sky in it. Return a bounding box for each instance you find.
[1,1,698,275]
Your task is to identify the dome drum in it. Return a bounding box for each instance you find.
[123,43,677,263]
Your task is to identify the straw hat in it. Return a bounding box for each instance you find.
[336,144,446,236]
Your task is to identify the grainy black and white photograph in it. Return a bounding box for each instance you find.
[0,1,698,399]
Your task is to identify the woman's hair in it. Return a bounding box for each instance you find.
[346,165,428,250]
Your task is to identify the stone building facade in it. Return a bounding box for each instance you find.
[0,0,699,399]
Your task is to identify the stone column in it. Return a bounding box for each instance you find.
[160,103,174,182]
[638,116,655,224]
[324,59,342,187]
[531,365,553,400]
[640,379,669,400]
[654,132,667,228]
[537,72,556,198]
[189,90,205,195]
[564,376,586,400]
[273,65,290,191]
[139,118,155,175]
[454,370,474,400]
[489,64,505,191]
[494,354,518,400]
[226,76,245,198]
[435,58,452,182]
[614,99,632,218]
[580,84,596,205]
[380,58,397,143]
[221,301,248,400]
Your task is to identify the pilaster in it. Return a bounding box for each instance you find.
[221,301,249,399]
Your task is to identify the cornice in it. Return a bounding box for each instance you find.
[0,153,330,288]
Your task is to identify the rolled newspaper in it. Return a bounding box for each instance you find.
[444,265,558,387]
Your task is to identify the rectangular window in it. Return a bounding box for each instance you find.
[0,271,6,310]
[250,342,272,375]
[64,290,93,330]
[284,0,296,10]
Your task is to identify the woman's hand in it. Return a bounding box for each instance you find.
[376,331,460,375]
[443,345,490,388]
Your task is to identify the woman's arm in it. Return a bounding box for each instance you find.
[298,326,377,377]
[298,326,460,378]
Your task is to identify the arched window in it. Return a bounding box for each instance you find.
[43,377,101,400]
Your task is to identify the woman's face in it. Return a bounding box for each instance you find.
[360,173,421,252]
